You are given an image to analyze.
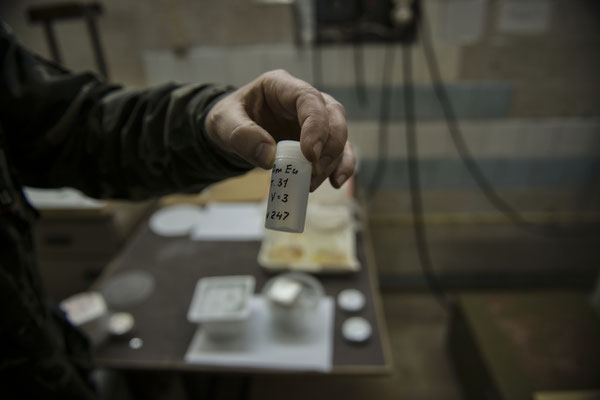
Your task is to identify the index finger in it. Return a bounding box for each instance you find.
[260,70,331,163]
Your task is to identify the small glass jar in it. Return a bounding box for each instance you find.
[262,272,324,337]
[265,141,312,233]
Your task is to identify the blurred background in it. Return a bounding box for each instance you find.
[1,0,599,399]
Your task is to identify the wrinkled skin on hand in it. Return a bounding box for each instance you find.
[206,69,356,191]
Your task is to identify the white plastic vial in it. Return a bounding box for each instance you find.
[265,141,312,233]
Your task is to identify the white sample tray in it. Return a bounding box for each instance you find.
[185,296,334,372]
[258,205,360,274]
[187,276,255,322]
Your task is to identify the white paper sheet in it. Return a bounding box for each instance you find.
[184,296,334,372]
[189,203,264,241]
[24,187,105,209]
[149,205,205,237]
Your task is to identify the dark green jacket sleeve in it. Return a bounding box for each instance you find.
[0,24,252,200]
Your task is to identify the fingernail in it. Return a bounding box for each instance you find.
[312,141,323,161]
[255,142,275,168]
[335,174,347,188]
[318,156,332,174]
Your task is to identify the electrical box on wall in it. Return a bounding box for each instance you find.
[315,0,421,44]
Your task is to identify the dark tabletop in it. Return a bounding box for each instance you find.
[94,217,391,374]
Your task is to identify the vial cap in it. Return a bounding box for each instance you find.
[275,140,308,161]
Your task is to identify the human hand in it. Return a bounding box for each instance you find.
[205,70,355,191]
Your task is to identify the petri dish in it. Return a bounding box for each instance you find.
[100,270,155,310]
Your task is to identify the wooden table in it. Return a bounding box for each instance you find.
[93,209,392,376]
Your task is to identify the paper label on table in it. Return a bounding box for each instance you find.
[184,296,334,372]
[149,205,205,237]
[189,203,264,241]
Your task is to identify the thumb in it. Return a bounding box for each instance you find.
[208,100,276,169]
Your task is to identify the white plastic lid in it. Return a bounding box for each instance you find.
[342,317,372,343]
[337,289,366,312]
[275,140,308,161]
[129,337,143,349]
[108,312,135,336]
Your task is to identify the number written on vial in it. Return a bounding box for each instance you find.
[266,211,290,220]
[270,192,289,203]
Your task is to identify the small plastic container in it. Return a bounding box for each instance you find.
[265,141,312,233]
[187,276,255,339]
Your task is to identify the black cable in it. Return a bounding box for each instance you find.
[366,44,395,197]
[420,15,599,238]
[403,44,449,311]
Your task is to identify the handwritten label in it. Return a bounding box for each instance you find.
[266,162,298,221]
[272,164,299,175]
[266,210,290,221]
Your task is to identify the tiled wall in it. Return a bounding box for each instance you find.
[353,118,600,195]
[143,43,600,199]
[349,119,600,160]
[143,43,461,88]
